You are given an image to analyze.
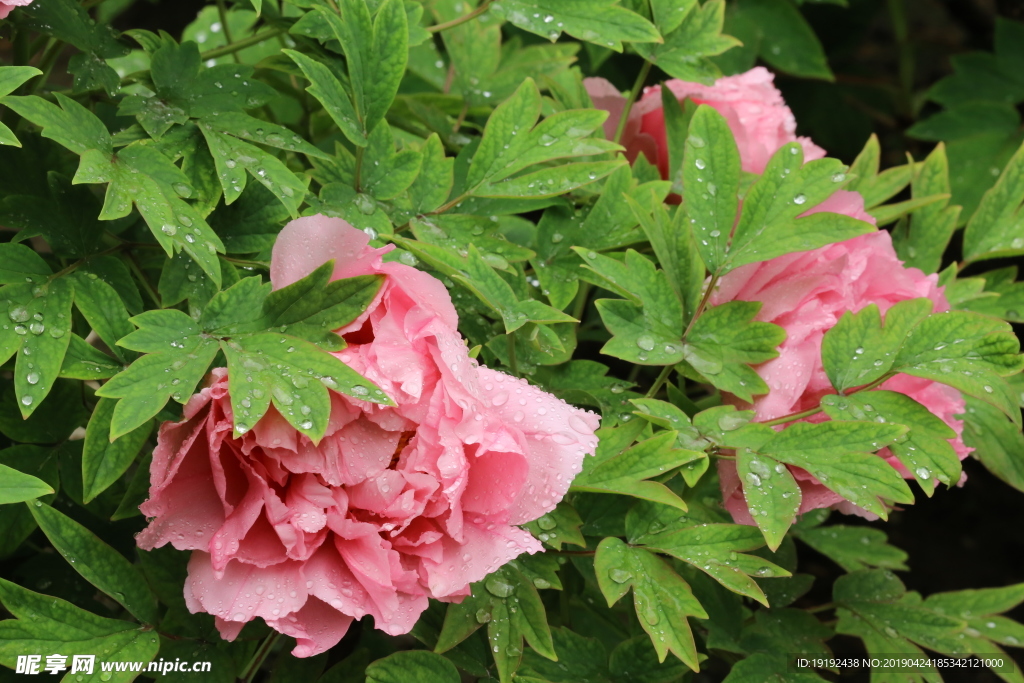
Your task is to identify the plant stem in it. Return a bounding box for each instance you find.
[354,146,364,193]
[614,60,652,145]
[200,28,286,61]
[571,282,592,324]
[28,39,63,96]
[215,0,242,64]
[645,365,674,399]
[506,333,519,377]
[240,631,281,683]
[429,0,494,34]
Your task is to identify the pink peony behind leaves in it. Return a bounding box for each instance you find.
[0,0,33,19]
[584,67,825,179]
[710,191,971,522]
[136,216,600,657]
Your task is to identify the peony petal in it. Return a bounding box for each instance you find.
[474,368,599,523]
[267,596,354,658]
[422,522,541,598]
[185,552,308,623]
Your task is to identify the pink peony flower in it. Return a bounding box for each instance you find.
[710,191,971,523]
[0,0,33,19]
[585,67,825,180]
[136,216,600,657]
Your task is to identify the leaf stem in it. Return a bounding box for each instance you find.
[645,365,674,399]
[614,60,652,145]
[123,253,162,309]
[240,631,281,683]
[682,273,718,340]
[430,191,469,215]
[200,28,285,61]
[761,374,894,427]
[806,602,836,614]
[428,0,495,34]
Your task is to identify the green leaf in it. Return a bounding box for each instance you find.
[594,537,707,669]
[308,0,408,138]
[407,241,572,332]
[732,0,833,80]
[572,430,702,510]
[0,67,42,146]
[683,301,785,401]
[70,271,136,364]
[0,578,159,681]
[962,397,1024,494]
[795,525,908,572]
[74,145,225,286]
[891,311,1024,423]
[584,249,685,366]
[0,172,107,258]
[893,144,960,274]
[821,391,961,495]
[28,502,159,624]
[0,242,50,284]
[60,334,123,380]
[490,0,661,51]
[223,332,390,441]
[759,421,913,518]
[0,277,75,418]
[465,78,619,194]
[202,112,330,160]
[436,566,555,683]
[925,584,1024,619]
[631,198,706,324]
[908,102,1021,142]
[736,449,801,551]
[683,105,740,273]
[635,0,741,83]
[360,120,423,201]
[0,464,54,504]
[17,0,127,95]
[200,125,307,217]
[365,651,460,683]
[0,379,88,444]
[283,50,368,147]
[820,299,933,392]
[82,398,153,504]
[407,134,455,214]
[963,138,1024,263]
[96,311,219,438]
[835,571,971,658]
[726,144,872,272]
[2,93,112,155]
[640,520,787,606]
[210,181,290,254]
[523,502,586,549]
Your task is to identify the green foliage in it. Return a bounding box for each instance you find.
[2,0,1024,682]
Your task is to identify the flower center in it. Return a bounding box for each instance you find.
[389,431,416,469]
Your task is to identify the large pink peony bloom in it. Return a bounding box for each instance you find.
[136,216,600,657]
[585,67,825,180]
[710,191,971,523]
[0,0,32,19]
